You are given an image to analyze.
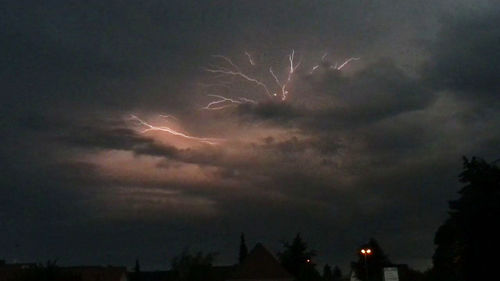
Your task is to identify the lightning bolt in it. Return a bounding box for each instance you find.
[130,115,221,145]
[244,51,255,66]
[311,53,328,74]
[336,57,360,70]
[203,95,257,110]
[204,55,273,98]
[269,50,301,101]
[159,114,178,121]
[204,50,359,105]
[310,65,320,74]
[126,50,359,147]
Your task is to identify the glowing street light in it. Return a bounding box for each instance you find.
[361,249,372,255]
[360,248,372,281]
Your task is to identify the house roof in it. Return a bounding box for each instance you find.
[228,243,293,280]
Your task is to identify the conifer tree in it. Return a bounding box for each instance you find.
[239,233,248,264]
[332,265,342,281]
[323,264,333,281]
[432,157,500,281]
[279,233,321,281]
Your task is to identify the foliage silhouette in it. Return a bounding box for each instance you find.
[171,249,217,281]
[323,264,342,281]
[278,233,321,281]
[431,157,500,281]
[239,233,248,264]
[322,264,333,281]
[332,265,342,281]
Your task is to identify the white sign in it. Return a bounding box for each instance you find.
[384,267,399,281]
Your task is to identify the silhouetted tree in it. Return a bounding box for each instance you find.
[431,157,500,281]
[351,238,391,281]
[135,259,140,273]
[324,264,342,281]
[332,266,342,281]
[279,233,321,281]
[323,264,333,281]
[131,258,141,281]
[239,233,248,264]
[171,250,217,281]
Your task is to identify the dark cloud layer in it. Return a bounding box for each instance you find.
[425,11,500,96]
[1,0,499,272]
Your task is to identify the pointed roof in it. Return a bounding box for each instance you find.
[228,243,293,280]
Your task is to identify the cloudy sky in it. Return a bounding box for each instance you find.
[1,0,499,272]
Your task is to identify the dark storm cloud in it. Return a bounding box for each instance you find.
[424,9,500,100]
[236,102,301,123]
[300,58,434,130]
[0,0,446,113]
[2,0,500,272]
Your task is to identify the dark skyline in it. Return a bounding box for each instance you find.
[1,0,499,272]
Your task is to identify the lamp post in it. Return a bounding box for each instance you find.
[360,248,372,281]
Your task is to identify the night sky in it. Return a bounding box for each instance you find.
[1,0,499,272]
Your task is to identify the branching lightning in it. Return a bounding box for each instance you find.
[130,115,221,145]
[127,50,359,146]
[269,50,301,101]
[205,50,302,103]
[203,94,257,110]
[204,55,273,98]
[205,50,359,106]
[310,53,360,73]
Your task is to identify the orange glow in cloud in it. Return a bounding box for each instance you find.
[84,150,217,185]
[95,186,219,220]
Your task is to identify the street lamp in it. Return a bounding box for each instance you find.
[360,248,372,281]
